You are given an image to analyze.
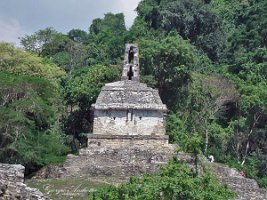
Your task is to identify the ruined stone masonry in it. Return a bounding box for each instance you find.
[0,163,50,200]
[62,44,177,177]
[177,152,267,200]
[0,44,265,200]
[60,44,267,200]
[209,162,267,200]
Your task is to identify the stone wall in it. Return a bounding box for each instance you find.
[177,152,267,200]
[62,135,177,177]
[93,110,165,135]
[209,162,267,200]
[87,134,169,146]
[121,44,139,81]
[0,163,49,200]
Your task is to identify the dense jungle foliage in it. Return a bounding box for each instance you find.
[0,0,266,195]
[91,159,236,200]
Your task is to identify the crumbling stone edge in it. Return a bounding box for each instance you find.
[0,163,50,200]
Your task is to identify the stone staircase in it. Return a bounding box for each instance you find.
[62,142,177,177]
[34,150,267,200]
[209,162,267,200]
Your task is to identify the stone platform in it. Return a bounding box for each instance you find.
[62,134,177,177]
[87,134,170,146]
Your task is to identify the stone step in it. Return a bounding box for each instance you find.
[63,162,165,177]
[209,163,241,178]
[218,176,267,200]
[205,162,267,200]
[80,145,176,153]
[64,152,172,169]
[218,176,259,190]
[234,188,267,200]
[62,143,176,177]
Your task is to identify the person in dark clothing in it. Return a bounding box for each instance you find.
[128,46,134,63]
[127,66,134,80]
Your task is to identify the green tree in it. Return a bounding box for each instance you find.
[63,65,120,149]
[90,159,235,200]
[0,43,69,174]
[0,42,66,83]
[89,13,126,36]
[138,34,196,108]
[67,29,88,43]
[222,57,267,164]
[0,72,69,174]
[20,29,88,72]
[64,65,120,108]
[87,13,127,65]
[20,27,58,55]
[134,0,226,61]
[223,0,267,63]
[41,33,88,72]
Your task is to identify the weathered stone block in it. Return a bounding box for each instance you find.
[0,163,50,199]
[62,138,177,177]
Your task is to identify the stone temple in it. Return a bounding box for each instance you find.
[63,44,176,177]
[92,44,166,136]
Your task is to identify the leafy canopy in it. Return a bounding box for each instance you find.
[90,159,235,200]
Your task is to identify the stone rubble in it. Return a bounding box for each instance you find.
[210,162,267,200]
[62,135,177,177]
[177,152,267,200]
[0,163,50,200]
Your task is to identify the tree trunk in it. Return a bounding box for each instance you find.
[194,152,198,177]
[241,113,260,165]
[204,120,209,156]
